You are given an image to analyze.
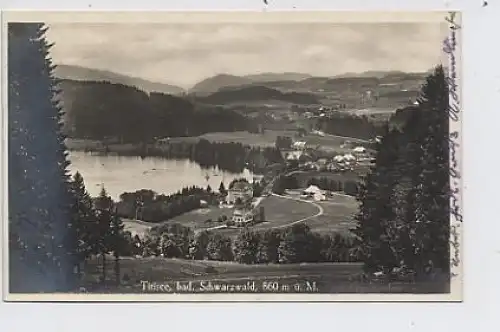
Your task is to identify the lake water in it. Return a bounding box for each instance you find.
[67,151,256,200]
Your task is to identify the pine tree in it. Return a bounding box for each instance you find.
[411,66,450,274]
[94,187,113,284]
[109,207,125,285]
[68,172,97,278]
[352,126,404,274]
[8,23,75,292]
[354,66,451,278]
[218,181,227,195]
[191,231,210,260]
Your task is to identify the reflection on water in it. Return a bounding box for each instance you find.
[68,151,256,200]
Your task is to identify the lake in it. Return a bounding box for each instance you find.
[68,151,256,200]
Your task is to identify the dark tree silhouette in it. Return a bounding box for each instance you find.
[8,23,75,292]
[234,229,260,264]
[93,187,113,284]
[218,181,227,195]
[109,207,125,285]
[353,66,450,277]
[353,127,403,274]
[69,172,97,278]
[409,65,450,274]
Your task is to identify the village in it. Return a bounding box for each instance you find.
[203,131,378,230]
[280,135,377,173]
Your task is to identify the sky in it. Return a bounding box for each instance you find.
[46,22,448,88]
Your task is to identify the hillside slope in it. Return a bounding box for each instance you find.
[189,74,254,95]
[197,85,320,105]
[54,64,185,95]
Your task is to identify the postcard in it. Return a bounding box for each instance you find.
[2,10,462,302]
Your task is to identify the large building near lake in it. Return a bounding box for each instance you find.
[226,181,253,205]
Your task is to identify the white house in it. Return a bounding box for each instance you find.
[232,207,254,224]
[303,185,323,196]
[353,146,366,154]
[226,181,253,205]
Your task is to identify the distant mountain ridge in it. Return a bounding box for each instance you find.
[335,69,431,79]
[189,74,254,95]
[196,85,319,105]
[190,70,428,95]
[189,72,316,95]
[54,64,429,112]
[54,64,186,95]
[244,72,312,82]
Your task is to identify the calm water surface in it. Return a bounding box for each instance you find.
[68,151,256,200]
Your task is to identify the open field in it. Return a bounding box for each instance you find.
[190,130,297,147]
[169,130,368,150]
[65,131,370,158]
[123,219,157,237]
[80,256,450,294]
[307,199,358,234]
[123,207,235,236]
[123,192,357,240]
[275,191,358,235]
[257,195,319,225]
[169,207,235,230]
[172,195,320,239]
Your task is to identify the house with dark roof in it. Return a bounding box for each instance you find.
[226,181,253,205]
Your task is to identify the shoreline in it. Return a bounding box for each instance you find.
[64,137,271,175]
[65,138,148,154]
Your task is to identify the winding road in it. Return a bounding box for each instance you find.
[268,192,324,229]
[203,193,324,232]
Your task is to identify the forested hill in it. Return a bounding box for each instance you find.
[58,79,250,142]
[54,64,186,95]
[189,74,253,95]
[315,105,422,140]
[56,76,423,144]
[196,85,320,105]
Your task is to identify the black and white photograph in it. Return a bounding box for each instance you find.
[3,11,463,301]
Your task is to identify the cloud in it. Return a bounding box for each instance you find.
[46,22,447,88]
